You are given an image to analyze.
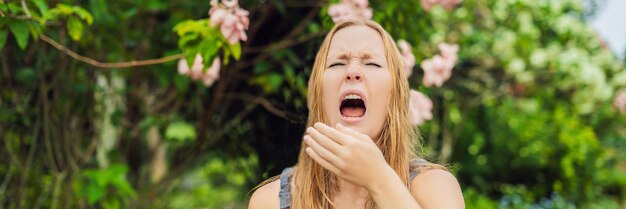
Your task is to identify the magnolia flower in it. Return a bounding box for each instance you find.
[421,43,459,87]
[209,0,250,44]
[328,0,373,23]
[614,89,626,113]
[178,54,221,87]
[420,0,462,11]
[397,40,416,77]
[409,89,433,126]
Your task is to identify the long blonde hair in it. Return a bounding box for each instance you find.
[290,20,424,209]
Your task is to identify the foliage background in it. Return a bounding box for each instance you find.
[1,0,625,208]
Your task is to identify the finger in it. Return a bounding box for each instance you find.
[335,123,369,141]
[313,122,351,145]
[305,147,341,175]
[306,127,343,154]
[303,135,341,165]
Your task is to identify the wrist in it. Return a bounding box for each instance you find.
[366,165,400,196]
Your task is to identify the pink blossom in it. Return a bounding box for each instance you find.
[328,0,373,24]
[409,89,433,126]
[420,43,459,87]
[177,54,222,87]
[614,89,626,113]
[178,54,205,80]
[202,58,221,86]
[420,0,462,11]
[209,0,249,44]
[397,40,416,77]
[438,43,459,62]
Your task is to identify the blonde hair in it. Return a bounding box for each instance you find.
[253,20,442,209]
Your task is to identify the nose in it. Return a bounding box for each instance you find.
[345,63,363,82]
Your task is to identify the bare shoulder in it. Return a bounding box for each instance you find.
[410,169,465,209]
[248,179,280,209]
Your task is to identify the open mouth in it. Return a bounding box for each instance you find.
[340,94,366,118]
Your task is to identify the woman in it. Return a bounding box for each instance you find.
[248,20,464,209]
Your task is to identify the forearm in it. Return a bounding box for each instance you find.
[367,167,423,209]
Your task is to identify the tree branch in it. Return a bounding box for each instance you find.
[223,93,306,122]
[39,35,183,68]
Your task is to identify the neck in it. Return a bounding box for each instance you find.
[338,178,370,198]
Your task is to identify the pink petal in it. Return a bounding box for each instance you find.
[190,54,205,80]
[403,53,416,77]
[202,58,221,87]
[223,13,238,26]
[221,24,236,41]
[227,32,239,44]
[328,4,342,16]
[236,22,244,30]
[210,9,227,27]
[439,43,459,60]
[207,57,221,78]
[397,40,412,53]
[236,8,250,29]
[177,58,190,75]
[409,89,433,125]
[239,29,248,42]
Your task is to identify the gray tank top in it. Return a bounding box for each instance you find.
[278,159,428,209]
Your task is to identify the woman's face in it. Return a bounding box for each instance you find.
[322,25,392,140]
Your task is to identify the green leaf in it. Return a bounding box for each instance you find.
[85,183,105,205]
[183,49,198,69]
[72,6,94,25]
[165,121,196,141]
[40,9,59,25]
[67,16,83,41]
[27,21,43,39]
[173,20,207,37]
[56,4,74,15]
[9,20,29,49]
[178,32,200,48]
[230,42,241,60]
[0,30,8,50]
[32,0,49,15]
[198,40,218,67]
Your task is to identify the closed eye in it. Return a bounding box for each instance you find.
[366,63,382,68]
[329,63,345,68]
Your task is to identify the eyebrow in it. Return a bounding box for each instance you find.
[330,50,378,61]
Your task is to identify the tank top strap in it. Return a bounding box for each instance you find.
[279,167,293,209]
[409,158,430,181]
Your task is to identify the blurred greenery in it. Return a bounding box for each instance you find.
[1,0,625,208]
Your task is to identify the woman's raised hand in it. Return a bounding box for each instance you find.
[303,122,396,191]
